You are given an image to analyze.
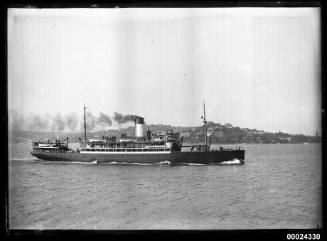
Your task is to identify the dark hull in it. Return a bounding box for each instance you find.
[31,150,245,164]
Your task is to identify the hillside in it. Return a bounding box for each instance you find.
[8,121,321,144]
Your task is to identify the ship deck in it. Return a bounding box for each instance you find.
[31,149,245,164]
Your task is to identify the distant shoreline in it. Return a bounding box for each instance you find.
[8,141,321,145]
[8,125,321,145]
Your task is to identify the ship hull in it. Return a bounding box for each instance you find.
[31,150,245,164]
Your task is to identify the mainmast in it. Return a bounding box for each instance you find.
[202,99,208,147]
[84,104,87,143]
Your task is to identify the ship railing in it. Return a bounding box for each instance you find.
[32,147,59,152]
[86,143,169,149]
[182,144,244,152]
[80,147,171,152]
[213,144,245,151]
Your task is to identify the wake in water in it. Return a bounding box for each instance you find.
[103,161,152,165]
[10,159,243,166]
[179,163,205,166]
[218,158,243,165]
[71,161,98,165]
[103,160,171,166]
[10,158,40,162]
[158,160,171,165]
[16,160,100,165]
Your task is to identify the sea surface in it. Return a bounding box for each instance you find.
[8,143,321,229]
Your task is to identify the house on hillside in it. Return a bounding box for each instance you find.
[279,137,293,143]
[195,132,202,136]
[207,126,215,132]
[258,130,265,135]
[182,132,191,138]
[223,123,233,129]
[214,131,224,138]
[247,130,265,136]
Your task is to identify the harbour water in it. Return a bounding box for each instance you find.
[8,143,321,229]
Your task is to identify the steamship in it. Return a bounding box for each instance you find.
[31,102,245,165]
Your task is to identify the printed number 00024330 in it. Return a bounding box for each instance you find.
[286,234,320,240]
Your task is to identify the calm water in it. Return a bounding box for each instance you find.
[8,143,321,229]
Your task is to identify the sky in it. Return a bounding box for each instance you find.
[7,8,321,135]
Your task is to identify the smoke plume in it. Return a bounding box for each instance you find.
[97,112,112,127]
[80,112,113,131]
[8,109,143,133]
[85,112,97,131]
[8,110,26,131]
[64,113,78,131]
[113,112,143,124]
[51,114,65,132]
[28,114,50,131]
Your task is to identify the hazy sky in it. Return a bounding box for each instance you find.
[8,8,321,135]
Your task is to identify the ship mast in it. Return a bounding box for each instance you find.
[202,99,208,148]
[84,104,87,143]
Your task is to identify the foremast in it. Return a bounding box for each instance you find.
[201,99,209,151]
[84,104,87,143]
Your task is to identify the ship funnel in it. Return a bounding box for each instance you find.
[135,117,144,137]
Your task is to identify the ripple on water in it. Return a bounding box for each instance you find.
[8,143,322,229]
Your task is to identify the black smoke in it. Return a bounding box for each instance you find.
[85,112,97,131]
[28,114,50,131]
[8,110,26,131]
[65,113,78,131]
[80,112,113,132]
[97,112,112,127]
[113,112,143,124]
[8,109,143,133]
[51,114,65,132]
[9,110,79,133]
